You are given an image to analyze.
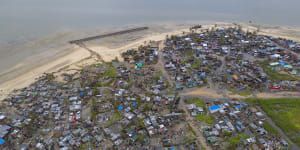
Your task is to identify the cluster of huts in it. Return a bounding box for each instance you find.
[186,99,289,149]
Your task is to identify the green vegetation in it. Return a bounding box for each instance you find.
[227,88,236,93]
[183,50,194,56]
[91,98,97,106]
[195,114,215,124]
[152,71,163,80]
[95,82,102,87]
[188,124,196,136]
[90,107,97,121]
[167,89,173,94]
[246,98,300,146]
[30,113,37,120]
[79,142,94,150]
[113,56,119,62]
[186,98,205,108]
[225,134,250,149]
[258,88,265,92]
[238,91,251,96]
[222,130,231,137]
[64,98,70,106]
[238,87,253,96]
[103,65,117,78]
[186,98,215,124]
[137,134,146,142]
[156,71,163,77]
[45,73,55,80]
[90,99,104,121]
[260,60,299,81]
[138,118,145,128]
[106,111,123,127]
[191,59,202,69]
[93,88,99,95]
[183,137,196,144]
[102,78,115,86]
[195,114,205,121]
[142,104,153,111]
[263,121,279,135]
[204,116,215,124]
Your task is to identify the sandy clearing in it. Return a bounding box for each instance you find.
[181,88,224,98]
[256,91,300,99]
[182,88,300,100]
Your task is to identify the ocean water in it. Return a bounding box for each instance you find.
[0,0,300,79]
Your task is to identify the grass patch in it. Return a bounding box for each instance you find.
[188,124,196,136]
[142,104,152,112]
[225,134,250,149]
[183,137,196,144]
[238,87,252,96]
[238,91,251,96]
[246,98,300,146]
[186,98,205,108]
[106,111,123,127]
[195,114,215,124]
[187,98,215,123]
[263,121,279,135]
[258,88,265,92]
[227,88,236,93]
[103,65,117,78]
[259,60,300,81]
[204,116,215,124]
[195,114,205,121]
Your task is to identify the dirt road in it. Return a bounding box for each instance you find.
[179,97,212,150]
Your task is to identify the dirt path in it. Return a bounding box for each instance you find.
[181,87,300,100]
[179,97,212,150]
[154,40,211,149]
[154,41,173,85]
[75,42,104,62]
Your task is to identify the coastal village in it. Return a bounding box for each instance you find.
[0,25,299,150]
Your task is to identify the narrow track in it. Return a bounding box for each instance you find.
[75,42,104,62]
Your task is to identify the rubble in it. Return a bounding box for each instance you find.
[0,25,298,149]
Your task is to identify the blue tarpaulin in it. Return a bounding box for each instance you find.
[132,103,137,107]
[79,93,85,97]
[280,62,286,66]
[236,105,243,109]
[87,136,92,141]
[125,107,130,111]
[0,139,5,145]
[190,145,195,150]
[209,105,221,111]
[118,106,124,110]
[200,73,205,78]
[225,69,232,74]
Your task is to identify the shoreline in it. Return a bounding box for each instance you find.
[1,22,300,99]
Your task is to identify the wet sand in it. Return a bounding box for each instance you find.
[1,22,300,99]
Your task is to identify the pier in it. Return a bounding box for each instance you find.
[69,27,149,44]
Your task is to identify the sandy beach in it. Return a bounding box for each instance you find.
[1,22,300,99]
